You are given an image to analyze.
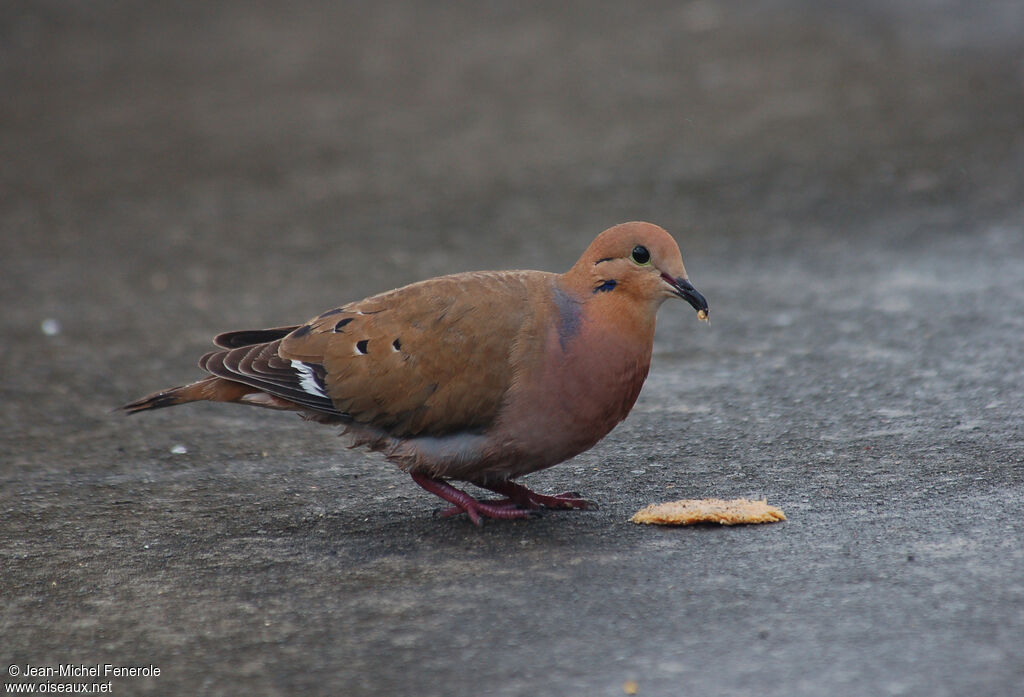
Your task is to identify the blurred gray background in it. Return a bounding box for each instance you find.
[2,2,1023,695]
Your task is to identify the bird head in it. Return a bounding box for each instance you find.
[565,222,709,319]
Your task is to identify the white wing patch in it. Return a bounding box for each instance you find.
[290,360,329,399]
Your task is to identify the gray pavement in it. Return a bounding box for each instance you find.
[2,2,1023,695]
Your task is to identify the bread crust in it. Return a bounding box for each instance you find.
[631,498,786,525]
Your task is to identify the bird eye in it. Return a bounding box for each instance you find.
[631,245,651,264]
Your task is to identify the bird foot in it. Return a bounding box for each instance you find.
[484,480,599,511]
[412,474,597,525]
[436,497,525,520]
[411,473,532,526]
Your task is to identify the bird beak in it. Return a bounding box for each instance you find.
[661,274,709,316]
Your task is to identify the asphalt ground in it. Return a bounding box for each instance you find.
[2,2,1023,695]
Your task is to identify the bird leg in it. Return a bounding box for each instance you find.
[482,480,598,511]
[418,475,599,523]
[410,473,531,525]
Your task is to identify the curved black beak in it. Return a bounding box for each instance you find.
[662,273,709,315]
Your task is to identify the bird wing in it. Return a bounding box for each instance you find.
[200,271,548,437]
[212,326,301,348]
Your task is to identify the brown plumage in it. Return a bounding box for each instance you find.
[122,221,709,524]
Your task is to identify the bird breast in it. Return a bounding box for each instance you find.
[487,296,655,476]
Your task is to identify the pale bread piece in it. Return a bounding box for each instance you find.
[631,498,786,526]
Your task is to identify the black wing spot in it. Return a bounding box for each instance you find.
[392,338,402,351]
[334,317,354,332]
[318,308,346,318]
[356,339,369,354]
[291,324,313,338]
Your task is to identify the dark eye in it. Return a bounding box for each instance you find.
[631,245,651,264]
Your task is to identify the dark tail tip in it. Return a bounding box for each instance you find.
[120,390,184,414]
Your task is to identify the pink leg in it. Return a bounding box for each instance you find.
[410,473,531,526]
[431,478,598,521]
[483,480,598,511]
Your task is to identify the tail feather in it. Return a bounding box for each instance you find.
[120,377,257,414]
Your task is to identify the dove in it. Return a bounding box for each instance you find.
[122,221,709,524]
